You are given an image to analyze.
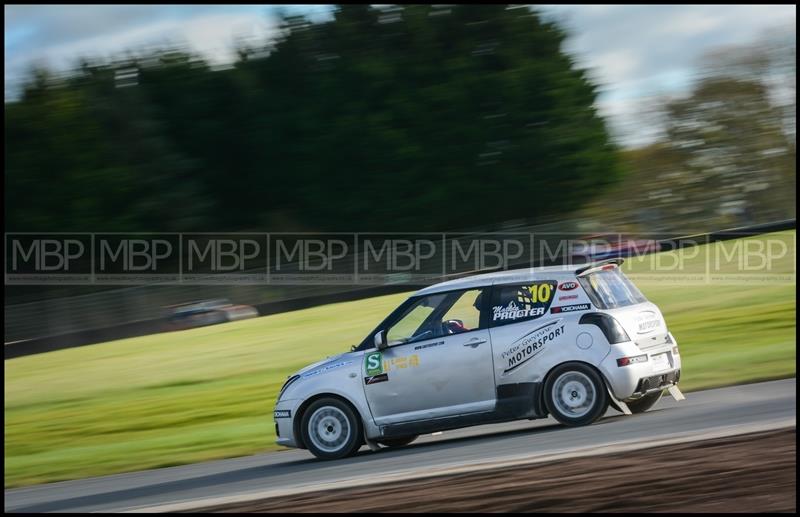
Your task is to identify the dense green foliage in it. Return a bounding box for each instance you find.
[5,5,621,232]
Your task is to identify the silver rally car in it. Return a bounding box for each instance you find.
[273,259,684,459]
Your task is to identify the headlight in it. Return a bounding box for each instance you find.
[278,375,300,401]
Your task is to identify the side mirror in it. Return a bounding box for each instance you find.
[374,330,388,350]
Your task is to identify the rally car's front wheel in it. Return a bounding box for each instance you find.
[301,398,363,460]
[545,363,608,426]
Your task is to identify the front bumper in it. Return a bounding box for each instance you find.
[273,398,302,448]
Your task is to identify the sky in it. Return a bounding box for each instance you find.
[4,4,797,147]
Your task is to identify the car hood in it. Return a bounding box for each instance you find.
[294,350,359,377]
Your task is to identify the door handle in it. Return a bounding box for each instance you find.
[464,338,487,348]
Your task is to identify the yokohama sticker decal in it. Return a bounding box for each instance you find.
[501,320,565,374]
[274,410,291,419]
[551,303,590,313]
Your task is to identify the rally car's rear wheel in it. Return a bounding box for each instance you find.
[301,398,363,460]
[627,389,664,414]
[545,363,608,426]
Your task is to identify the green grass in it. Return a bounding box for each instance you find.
[4,231,796,488]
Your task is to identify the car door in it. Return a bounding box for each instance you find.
[487,280,562,384]
[363,288,496,425]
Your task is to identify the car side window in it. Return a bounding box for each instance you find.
[440,289,484,335]
[385,289,488,345]
[489,281,558,327]
[386,293,448,345]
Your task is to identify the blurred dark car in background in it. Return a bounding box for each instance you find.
[164,299,258,331]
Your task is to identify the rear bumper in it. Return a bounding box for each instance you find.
[600,341,682,399]
[630,369,681,399]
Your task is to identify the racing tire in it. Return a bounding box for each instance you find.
[377,435,418,448]
[300,398,363,460]
[544,362,609,426]
[626,389,664,414]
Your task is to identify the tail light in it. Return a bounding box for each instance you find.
[617,354,648,367]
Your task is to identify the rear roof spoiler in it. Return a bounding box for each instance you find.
[575,258,625,277]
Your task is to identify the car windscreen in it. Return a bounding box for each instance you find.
[577,267,647,310]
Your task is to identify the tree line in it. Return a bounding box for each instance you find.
[5,5,622,233]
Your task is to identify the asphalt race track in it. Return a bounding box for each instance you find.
[5,378,796,513]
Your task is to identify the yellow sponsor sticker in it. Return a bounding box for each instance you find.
[384,353,420,371]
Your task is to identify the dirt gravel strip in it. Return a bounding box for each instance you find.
[185,428,795,513]
[124,418,794,513]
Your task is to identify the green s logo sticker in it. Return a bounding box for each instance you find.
[365,351,383,375]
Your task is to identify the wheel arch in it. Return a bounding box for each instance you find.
[539,360,611,415]
[293,392,365,450]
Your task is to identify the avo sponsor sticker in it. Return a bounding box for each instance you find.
[559,281,579,291]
